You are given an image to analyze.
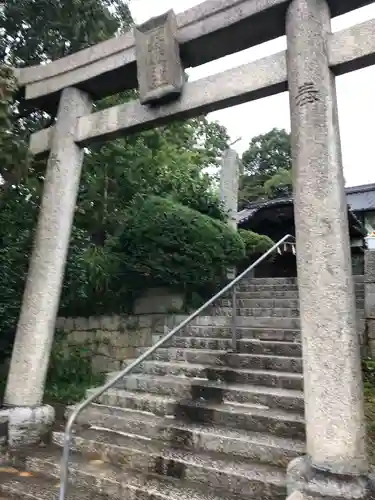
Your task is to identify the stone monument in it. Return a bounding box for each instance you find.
[219,148,240,231]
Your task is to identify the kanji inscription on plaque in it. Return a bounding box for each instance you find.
[134,10,185,105]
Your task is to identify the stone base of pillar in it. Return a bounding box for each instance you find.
[0,405,55,448]
[287,457,374,500]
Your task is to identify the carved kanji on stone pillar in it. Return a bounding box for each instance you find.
[134,10,185,105]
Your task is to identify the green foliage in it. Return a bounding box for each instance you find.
[0,0,231,372]
[0,187,37,359]
[1,0,132,66]
[264,168,293,199]
[0,0,272,408]
[363,359,375,387]
[0,65,30,185]
[239,128,292,206]
[117,196,245,289]
[0,332,104,404]
[238,229,275,262]
[44,333,105,404]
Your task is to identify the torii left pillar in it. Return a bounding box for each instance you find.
[2,87,92,446]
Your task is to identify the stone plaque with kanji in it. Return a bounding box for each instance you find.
[134,10,184,105]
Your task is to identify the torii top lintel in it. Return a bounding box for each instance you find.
[14,0,372,112]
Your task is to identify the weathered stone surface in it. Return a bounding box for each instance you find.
[365,252,375,339]
[4,87,92,409]
[365,250,375,283]
[91,355,121,374]
[134,287,184,315]
[287,456,374,500]
[98,315,118,331]
[55,317,65,330]
[87,316,101,330]
[67,330,89,345]
[368,320,375,340]
[287,0,367,477]
[56,314,179,374]
[29,17,375,156]
[7,405,55,448]
[73,316,89,331]
[134,10,184,105]
[17,0,373,110]
[220,148,240,231]
[63,316,74,332]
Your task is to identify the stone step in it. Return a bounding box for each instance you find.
[177,326,233,339]
[219,298,300,308]
[238,328,301,341]
[244,317,301,329]
[239,276,364,286]
[174,400,305,439]
[218,299,365,311]
[180,316,301,329]
[240,278,297,285]
[238,281,364,292]
[0,471,104,500]
[19,449,271,500]
[52,429,288,498]
[130,348,302,373]
[238,284,299,292]
[175,327,301,342]
[172,336,234,349]
[234,289,364,300]
[237,339,302,357]
[107,364,303,391]
[210,308,365,323]
[236,290,300,299]
[89,380,305,415]
[66,405,305,467]
[212,307,301,318]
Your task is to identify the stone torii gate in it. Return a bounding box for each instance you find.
[3,0,375,497]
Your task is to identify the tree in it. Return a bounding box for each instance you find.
[264,168,293,199]
[239,128,292,207]
[0,0,232,343]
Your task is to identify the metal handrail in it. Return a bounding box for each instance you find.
[59,233,295,500]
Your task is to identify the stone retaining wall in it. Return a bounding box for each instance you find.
[56,314,188,374]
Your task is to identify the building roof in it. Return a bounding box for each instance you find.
[237,194,366,238]
[346,183,375,212]
[237,183,375,226]
[236,197,293,225]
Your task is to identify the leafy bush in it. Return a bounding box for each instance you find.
[117,196,245,289]
[44,332,105,405]
[363,359,375,387]
[238,229,274,263]
[0,332,104,405]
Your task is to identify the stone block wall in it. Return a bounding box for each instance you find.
[56,313,188,374]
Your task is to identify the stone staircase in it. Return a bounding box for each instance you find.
[0,276,365,500]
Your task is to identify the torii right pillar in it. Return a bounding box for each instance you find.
[286,0,374,498]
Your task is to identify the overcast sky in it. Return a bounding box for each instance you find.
[130,1,375,187]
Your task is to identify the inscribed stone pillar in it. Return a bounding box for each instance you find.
[4,87,92,410]
[220,148,240,348]
[220,148,240,231]
[286,0,370,496]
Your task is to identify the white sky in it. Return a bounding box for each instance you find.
[130,0,375,187]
